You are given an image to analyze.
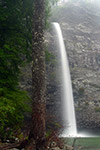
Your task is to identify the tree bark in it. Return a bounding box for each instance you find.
[26,0,46,150]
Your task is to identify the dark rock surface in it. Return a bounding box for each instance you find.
[49,1,100,129]
[19,1,100,131]
[45,31,63,130]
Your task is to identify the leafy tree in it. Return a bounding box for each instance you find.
[0,0,32,139]
[0,88,30,141]
[0,0,58,90]
[0,0,59,143]
[0,0,32,89]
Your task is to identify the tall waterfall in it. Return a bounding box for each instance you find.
[52,22,77,136]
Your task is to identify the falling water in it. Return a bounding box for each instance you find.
[52,22,77,136]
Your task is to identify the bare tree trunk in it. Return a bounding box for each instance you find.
[26,0,46,150]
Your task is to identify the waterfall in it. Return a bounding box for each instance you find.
[52,22,77,136]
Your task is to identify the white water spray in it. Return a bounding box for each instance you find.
[52,22,77,136]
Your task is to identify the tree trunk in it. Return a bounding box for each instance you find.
[26,0,46,150]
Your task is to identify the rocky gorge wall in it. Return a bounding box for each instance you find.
[19,1,100,132]
[49,1,100,130]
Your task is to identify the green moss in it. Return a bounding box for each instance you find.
[94,107,100,112]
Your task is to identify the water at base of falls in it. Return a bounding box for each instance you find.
[52,22,77,137]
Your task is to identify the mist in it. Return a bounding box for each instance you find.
[58,0,100,5]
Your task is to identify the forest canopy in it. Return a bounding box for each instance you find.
[0,0,58,140]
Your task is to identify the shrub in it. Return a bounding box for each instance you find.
[0,88,31,141]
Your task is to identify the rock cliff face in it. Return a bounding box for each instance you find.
[47,1,100,129]
[19,1,100,131]
[45,32,63,130]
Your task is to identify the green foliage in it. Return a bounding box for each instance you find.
[0,0,32,140]
[46,121,61,137]
[94,107,100,112]
[0,88,31,140]
[45,0,60,28]
[0,0,33,90]
[0,0,57,140]
[45,50,55,63]
[0,0,57,90]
